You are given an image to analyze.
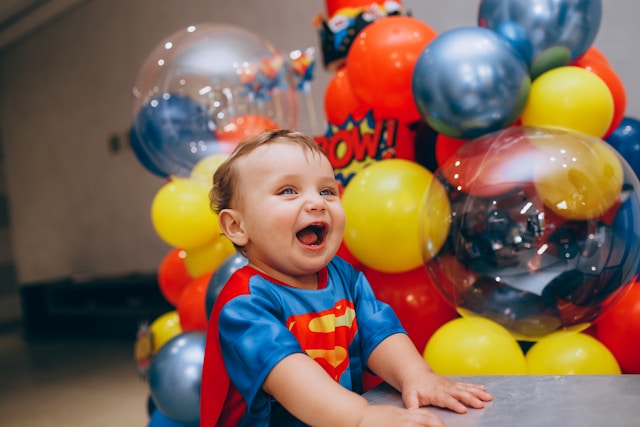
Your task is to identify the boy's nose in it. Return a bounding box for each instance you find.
[305,193,326,211]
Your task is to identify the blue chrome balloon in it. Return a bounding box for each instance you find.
[206,252,248,317]
[606,117,640,181]
[412,26,530,139]
[133,93,223,177]
[478,0,602,78]
[148,332,205,424]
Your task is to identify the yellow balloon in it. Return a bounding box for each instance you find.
[342,159,433,273]
[190,154,229,188]
[521,66,614,138]
[184,235,236,278]
[423,316,527,375]
[526,331,621,375]
[149,310,183,354]
[151,177,220,249]
[532,132,623,220]
[420,176,451,261]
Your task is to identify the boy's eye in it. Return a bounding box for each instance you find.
[320,188,337,196]
[280,188,295,195]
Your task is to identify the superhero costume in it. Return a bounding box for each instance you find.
[200,256,405,426]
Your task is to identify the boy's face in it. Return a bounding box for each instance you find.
[223,141,345,287]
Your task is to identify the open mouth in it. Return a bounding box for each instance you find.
[296,223,327,246]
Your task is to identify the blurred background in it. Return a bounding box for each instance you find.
[1,0,640,426]
[1,0,639,300]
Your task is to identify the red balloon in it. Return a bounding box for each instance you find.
[177,272,212,332]
[595,280,640,373]
[573,56,626,138]
[435,134,468,166]
[364,266,457,353]
[158,248,194,306]
[324,67,370,125]
[345,15,437,123]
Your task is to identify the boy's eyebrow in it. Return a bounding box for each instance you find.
[320,176,339,185]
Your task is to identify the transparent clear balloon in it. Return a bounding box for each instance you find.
[420,126,640,340]
[132,23,298,177]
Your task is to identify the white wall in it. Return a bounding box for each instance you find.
[0,0,638,284]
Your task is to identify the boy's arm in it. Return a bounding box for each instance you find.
[366,333,434,393]
[263,353,368,426]
[262,352,447,427]
[367,333,492,413]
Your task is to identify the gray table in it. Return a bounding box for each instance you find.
[364,375,640,426]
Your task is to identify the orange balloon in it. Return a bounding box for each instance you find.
[324,67,370,125]
[573,45,610,66]
[345,15,437,122]
[177,272,212,332]
[216,114,279,146]
[158,248,193,306]
[573,57,626,138]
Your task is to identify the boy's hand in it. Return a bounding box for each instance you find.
[367,333,493,415]
[402,370,493,413]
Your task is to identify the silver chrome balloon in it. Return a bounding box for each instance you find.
[412,26,530,139]
[149,331,206,424]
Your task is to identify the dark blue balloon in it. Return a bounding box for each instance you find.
[129,126,169,178]
[206,253,248,317]
[478,0,602,78]
[133,93,222,177]
[148,332,205,424]
[606,117,640,181]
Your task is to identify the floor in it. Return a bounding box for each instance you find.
[0,319,150,427]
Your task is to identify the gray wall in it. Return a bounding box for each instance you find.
[0,0,638,284]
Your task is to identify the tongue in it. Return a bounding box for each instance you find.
[297,229,318,245]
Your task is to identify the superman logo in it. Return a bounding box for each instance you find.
[286,299,358,381]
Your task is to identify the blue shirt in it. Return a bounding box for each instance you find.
[200,256,405,426]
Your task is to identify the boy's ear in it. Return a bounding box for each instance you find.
[218,209,249,247]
